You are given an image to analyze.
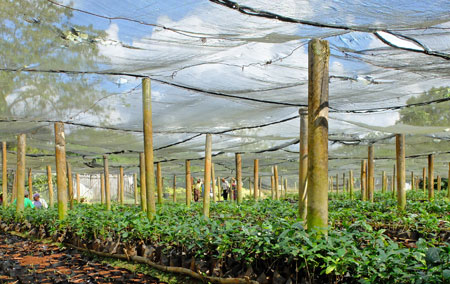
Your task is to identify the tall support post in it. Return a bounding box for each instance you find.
[142,77,156,219]
[299,109,308,219]
[173,175,177,203]
[2,142,7,207]
[254,159,259,200]
[396,134,406,210]
[67,163,73,209]
[185,160,191,206]
[55,123,67,219]
[361,160,367,201]
[117,173,120,202]
[134,173,138,205]
[100,173,105,205]
[367,145,374,202]
[16,134,26,213]
[103,155,111,211]
[448,163,450,199]
[235,153,242,203]
[306,38,329,234]
[335,173,339,194]
[28,168,33,198]
[76,173,80,203]
[259,177,262,199]
[274,165,279,200]
[422,167,426,194]
[271,175,274,199]
[284,178,288,198]
[203,134,212,217]
[211,163,216,202]
[330,176,333,193]
[12,171,17,202]
[47,166,53,208]
[349,170,354,200]
[343,172,346,193]
[382,171,387,193]
[437,175,441,193]
[139,153,147,211]
[119,166,124,205]
[156,162,163,204]
[411,172,415,191]
[392,164,396,198]
[428,154,434,200]
[217,177,222,201]
[133,173,138,205]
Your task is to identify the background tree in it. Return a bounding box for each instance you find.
[0,0,111,121]
[398,87,450,126]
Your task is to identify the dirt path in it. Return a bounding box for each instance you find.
[0,232,166,283]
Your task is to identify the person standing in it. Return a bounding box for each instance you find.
[221,178,230,200]
[32,193,48,209]
[194,179,201,202]
[12,191,35,209]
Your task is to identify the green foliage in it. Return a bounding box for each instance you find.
[0,197,448,283]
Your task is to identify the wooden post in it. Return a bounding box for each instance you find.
[76,173,80,203]
[67,163,73,209]
[330,176,333,193]
[27,168,33,199]
[217,177,222,201]
[134,173,138,205]
[117,172,120,203]
[156,162,163,204]
[349,170,354,200]
[422,167,426,194]
[16,134,26,213]
[211,163,216,202]
[259,176,262,199]
[274,165,279,200]
[448,163,450,199]
[437,175,441,193]
[55,123,67,219]
[173,174,177,203]
[142,77,156,219]
[336,173,339,194]
[361,160,367,201]
[299,109,308,219]
[271,175,274,199]
[428,154,434,200]
[396,134,406,210]
[100,173,105,205]
[12,171,17,202]
[306,38,329,234]
[103,155,111,211]
[254,159,259,200]
[367,145,374,202]
[392,164,396,198]
[284,178,288,198]
[411,172,415,191]
[236,153,242,203]
[185,160,191,206]
[203,134,212,217]
[382,171,386,193]
[47,166,53,208]
[119,166,124,205]
[139,153,147,211]
[2,142,6,207]
[343,172,346,194]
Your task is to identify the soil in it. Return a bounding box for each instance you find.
[0,232,166,284]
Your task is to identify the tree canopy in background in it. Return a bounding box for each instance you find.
[0,0,109,121]
[398,87,450,127]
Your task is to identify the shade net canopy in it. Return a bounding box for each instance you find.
[1,0,450,183]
